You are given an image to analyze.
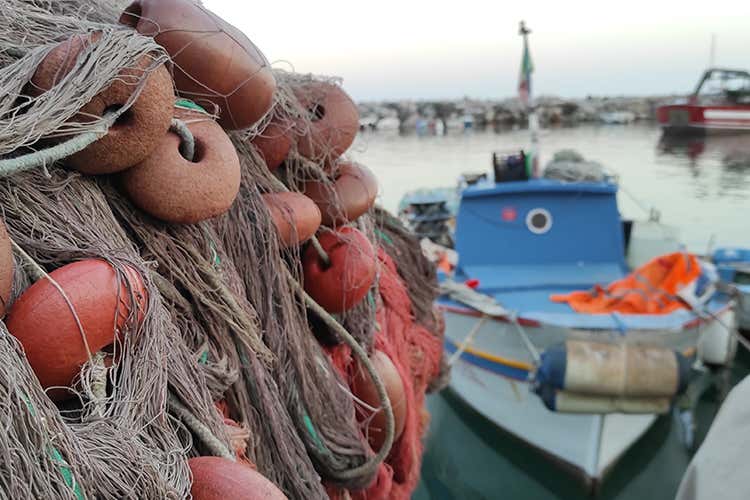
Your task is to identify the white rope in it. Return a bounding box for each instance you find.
[0,110,119,177]
[509,312,542,365]
[448,315,487,366]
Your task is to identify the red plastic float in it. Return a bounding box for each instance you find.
[120,114,241,224]
[293,82,359,163]
[0,220,13,318]
[351,350,407,452]
[303,161,378,226]
[29,33,174,175]
[262,192,321,247]
[302,227,376,313]
[120,0,276,130]
[188,456,287,500]
[6,260,147,401]
[251,120,293,170]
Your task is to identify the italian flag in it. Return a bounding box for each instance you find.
[518,37,534,107]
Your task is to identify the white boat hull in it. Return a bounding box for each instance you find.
[442,305,737,481]
[448,357,655,480]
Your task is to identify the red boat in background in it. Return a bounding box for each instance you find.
[657,68,750,135]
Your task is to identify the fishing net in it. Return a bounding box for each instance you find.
[0,168,229,498]
[0,0,447,498]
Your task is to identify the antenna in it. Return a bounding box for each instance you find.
[709,33,716,68]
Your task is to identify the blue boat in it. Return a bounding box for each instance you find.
[433,167,738,486]
[402,22,740,488]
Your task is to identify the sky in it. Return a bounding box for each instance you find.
[207,0,750,101]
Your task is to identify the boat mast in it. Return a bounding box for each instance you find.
[519,20,538,176]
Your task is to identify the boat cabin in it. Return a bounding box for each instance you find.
[691,68,750,105]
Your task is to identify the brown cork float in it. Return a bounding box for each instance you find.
[251,119,294,170]
[120,113,241,224]
[6,260,147,401]
[262,192,321,247]
[303,161,378,226]
[188,457,287,500]
[0,220,13,318]
[28,33,174,175]
[293,82,359,163]
[120,0,276,131]
[351,350,407,452]
[302,226,376,314]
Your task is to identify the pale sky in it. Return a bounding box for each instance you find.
[207,0,750,101]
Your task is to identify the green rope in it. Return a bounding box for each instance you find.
[21,393,84,499]
[174,98,208,114]
[374,228,393,246]
[302,413,326,452]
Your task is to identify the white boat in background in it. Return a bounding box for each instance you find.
[375,116,400,131]
[599,110,636,124]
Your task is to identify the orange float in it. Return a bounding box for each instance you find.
[293,82,359,163]
[120,0,276,130]
[302,227,375,313]
[29,33,173,175]
[0,220,13,318]
[6,260,147,400]
[303,161,378,226]
[251,120,293,170]
[120,115,241,224]
[188,457,287,500]
[351,350,407,452]
[262,192,321,247]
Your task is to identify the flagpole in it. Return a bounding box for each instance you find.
[519,20,538,176]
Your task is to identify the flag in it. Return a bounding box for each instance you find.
[518,36,534,108]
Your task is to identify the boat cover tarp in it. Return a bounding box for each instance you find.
[550,252,703,315]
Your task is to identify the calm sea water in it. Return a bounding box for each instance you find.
[351,123,750,251]
[349,124,750,499]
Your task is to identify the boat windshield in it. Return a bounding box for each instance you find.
[694,69,750,104]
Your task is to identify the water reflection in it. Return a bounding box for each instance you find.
[658,133,750,168]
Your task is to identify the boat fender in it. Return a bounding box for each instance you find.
[28,33,174,175]
[538,388,672,414]
[535,340,690,398]
[351,350,408,452]
[120,115,241,224]
[6,260,147,401]
[303,161,378,226]
[262,192,321,247]
[251,120,293,170]
[293,81,359,163]
[188,456,287,500]
[0,220,13,318]
[120,0,276,130]
[302,226,376,313]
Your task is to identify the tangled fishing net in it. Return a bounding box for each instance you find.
[0,1,447,499]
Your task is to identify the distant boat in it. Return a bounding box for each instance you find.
[599,111,636,124]
[657,68,750,135]
[375,116,400,131]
